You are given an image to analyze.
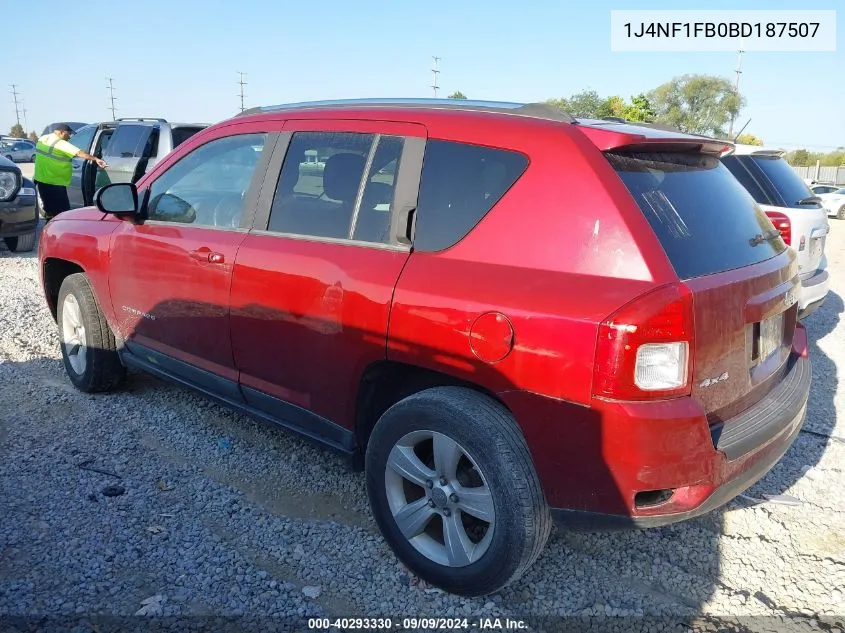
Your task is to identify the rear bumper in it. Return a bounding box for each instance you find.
[553,355,808,529]
[797,259,829,319]
[0,193,38,237]
[503,326,811,531]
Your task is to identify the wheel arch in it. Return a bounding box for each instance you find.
[42,258,87,320]
[353,359,511,468]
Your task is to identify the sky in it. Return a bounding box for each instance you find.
[5,0,842,151]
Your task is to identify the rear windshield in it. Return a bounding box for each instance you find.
[607,151,786,280]
[745,154,817,208]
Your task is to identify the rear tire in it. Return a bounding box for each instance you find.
[837,205,845,221]
[57,272,126,393]
[3,232,35,252]
[365,386,551,596]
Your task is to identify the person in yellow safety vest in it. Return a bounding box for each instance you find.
[33,123,108,219]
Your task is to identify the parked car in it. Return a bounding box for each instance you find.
[65,117,207,208]
[0,155,38,252]
[1,138,36,162]
[721,144,830,319]
[814,186,845,220]
[809,183,840,195]
[37,98,811,596]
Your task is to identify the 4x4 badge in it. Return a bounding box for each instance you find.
[700,372,729,388]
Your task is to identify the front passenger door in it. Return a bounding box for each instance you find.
[108,130,274,397]
[67,124,97,208]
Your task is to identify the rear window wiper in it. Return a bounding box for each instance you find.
[796,196,821,205]
[749,228,782,246]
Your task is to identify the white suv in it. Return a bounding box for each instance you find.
[722,144,830,319]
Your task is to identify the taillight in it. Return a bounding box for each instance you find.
[593,283,694,401]
[765,211,791,246]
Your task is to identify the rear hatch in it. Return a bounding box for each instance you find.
[593,136,799,419]
[721,149,829,280]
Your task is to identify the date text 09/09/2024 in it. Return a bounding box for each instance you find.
[623,22,821,38]
[308,617,529,630]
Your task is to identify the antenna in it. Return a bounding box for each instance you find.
[10,84,21,128]
[237,72,247,112]
[733,118,751,143]
[728,48,744,136]
[431,57,440,97]
[106,77,117,120]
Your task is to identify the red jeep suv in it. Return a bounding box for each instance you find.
[37,99,811,597]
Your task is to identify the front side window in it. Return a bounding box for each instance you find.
[61,125,96,157]
[146,133,267,228]
[267,131,404,244]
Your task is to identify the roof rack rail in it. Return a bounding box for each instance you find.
[236,98,576,124]
[115,117,168,123]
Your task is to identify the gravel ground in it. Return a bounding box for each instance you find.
[0,214,843,633]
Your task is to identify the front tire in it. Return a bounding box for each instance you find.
[57,273,126,392]
[365,386,551,596]
[3,232,35,252]
[838,205,845,221]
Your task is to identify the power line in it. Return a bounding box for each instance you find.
[431,57,440,97]
[10,84,21,128]
[106,77,117,120]
[237,72,247,112]
[728,48,744,137]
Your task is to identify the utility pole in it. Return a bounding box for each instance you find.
[10,84,21,127]
[237,72,247,112]
[106,77,117,120]
[21,101,28,133]
[431,56,440,97]
[728,48,744,136]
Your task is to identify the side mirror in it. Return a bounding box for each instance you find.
[94,183,138,217]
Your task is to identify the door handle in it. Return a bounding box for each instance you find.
[189,248,225,264]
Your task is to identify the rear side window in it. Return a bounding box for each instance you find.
[172,127,203,148]
[608,151,786,280]
[104,124,151,158]
[413,140,528,251]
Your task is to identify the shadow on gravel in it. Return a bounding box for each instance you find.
[2,286,841,632]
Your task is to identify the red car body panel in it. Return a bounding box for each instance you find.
[230,236,410,424]
[36,101,811,527]
[38,209,118,323]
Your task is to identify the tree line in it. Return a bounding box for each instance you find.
[450,74,841,166]
[6,123,38,142]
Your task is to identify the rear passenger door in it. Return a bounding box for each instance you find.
[229,119,426,438]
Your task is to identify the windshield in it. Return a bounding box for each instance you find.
[608,151,787,280]
[748,154,818,208]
